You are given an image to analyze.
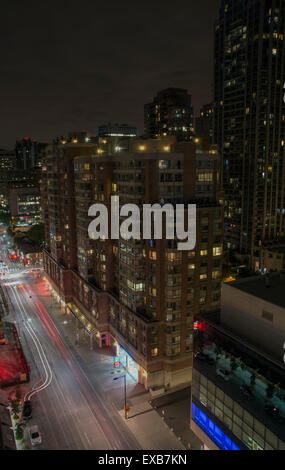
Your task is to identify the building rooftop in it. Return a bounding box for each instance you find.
[194,360,285,445]
[228,272,285,309]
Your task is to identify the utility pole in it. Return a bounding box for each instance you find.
[123,373,127,419]
[113,374,128,419]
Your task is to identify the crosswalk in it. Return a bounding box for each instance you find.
[0,265,20,276]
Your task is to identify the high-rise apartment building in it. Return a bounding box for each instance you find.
[144,88,194,141]
[42,137,223,391]
[214,0,285,265]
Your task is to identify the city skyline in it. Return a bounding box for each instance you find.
[0,0,284,454]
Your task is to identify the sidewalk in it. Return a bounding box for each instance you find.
[151,389,203,450]
[45,297,186,450]
[29,279,201,450]
[118,398,185,451]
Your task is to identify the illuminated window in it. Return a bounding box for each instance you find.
[198,173,213,182]
[151,348,158,357]
[212,270,221,280]
[200,250,208,256]
[213,246,222,257]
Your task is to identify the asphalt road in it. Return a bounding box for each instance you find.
[1,244,140,450]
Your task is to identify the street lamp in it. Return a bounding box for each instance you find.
[113,374,128,419]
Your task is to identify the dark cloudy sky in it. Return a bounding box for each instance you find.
[0,0,220,148]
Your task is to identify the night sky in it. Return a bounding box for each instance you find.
[1,0,220,148]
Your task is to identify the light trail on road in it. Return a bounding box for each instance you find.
[21,282,140,450]
[2,245,140,450]
[18,283,118,449]
[10,285,53,401]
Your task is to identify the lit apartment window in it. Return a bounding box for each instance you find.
[151,348,158,357]
[200,274,207,280]
[213,246,222,257]
[149,251,157,260]
[200,250,208,256]
[149,287,157,297]
[198,173,213,182]
[167,252,182,262]
[212,270,221,280]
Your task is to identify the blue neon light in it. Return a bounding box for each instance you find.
[192,403,240,450]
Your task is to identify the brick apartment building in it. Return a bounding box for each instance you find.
[41,136,223,392]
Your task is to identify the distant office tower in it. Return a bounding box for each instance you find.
[96,123,138,138]
[195,104,214,139]
[15,138,47,170]
[0,149,16,170]
[214,0,285,265]
[42,136,223,391]
[144,88,194,141]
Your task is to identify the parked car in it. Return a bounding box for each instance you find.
[240,385,255,400]
[216,368,232,381]
[22,400,32,420]
[29,425,42,446]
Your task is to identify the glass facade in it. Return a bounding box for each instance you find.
[192,403,240,450]
[192,368,285,451]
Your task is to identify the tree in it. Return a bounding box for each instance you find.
[26,223,45,245]
[9,386,22,420]
[15,423,24,441]
[0,212,11,225]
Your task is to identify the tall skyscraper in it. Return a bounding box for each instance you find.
[214,0,285,266]
[144,88,194,141]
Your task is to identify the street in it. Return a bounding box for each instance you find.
[1,242,141,450]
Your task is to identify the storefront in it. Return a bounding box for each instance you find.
[116,345,139,382]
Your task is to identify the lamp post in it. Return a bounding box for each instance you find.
[113,374,128,419]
